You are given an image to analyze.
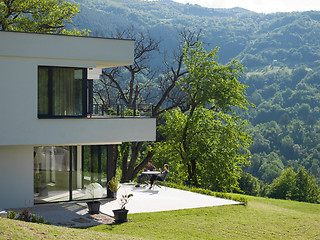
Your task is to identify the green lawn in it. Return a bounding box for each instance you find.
[1,195,320,239]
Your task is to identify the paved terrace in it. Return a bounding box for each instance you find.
[6,183,241,227]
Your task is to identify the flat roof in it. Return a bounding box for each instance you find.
[0,31,134,68]
[1,30,134,42]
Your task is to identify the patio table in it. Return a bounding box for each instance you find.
[141,171,161,175]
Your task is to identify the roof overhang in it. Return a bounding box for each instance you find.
[0,31,134,69]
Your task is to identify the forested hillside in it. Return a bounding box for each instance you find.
[72,0,320,189]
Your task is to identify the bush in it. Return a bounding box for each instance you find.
[164,182,248,205]
[7,208,47,224]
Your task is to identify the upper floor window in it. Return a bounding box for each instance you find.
[38,66,87,118]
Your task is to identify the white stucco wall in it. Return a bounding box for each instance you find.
[0,32,156,146]
[0,146,34,209]
[0,57,155,146]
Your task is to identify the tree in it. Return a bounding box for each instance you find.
[257,152,284,184]
[279,113,290,127]
[269,167,320,203]
[269,167,296,199]
[159,107,251,191]
[292,167,320,203]
[237,172,260,196]
[95,28,202,181]
[0,0,88,35]
[157,42,253,190]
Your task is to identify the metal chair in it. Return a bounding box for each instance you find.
[150,171,169,190]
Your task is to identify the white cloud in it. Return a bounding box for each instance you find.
[172,0,320,13]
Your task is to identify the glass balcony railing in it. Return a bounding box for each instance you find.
[87,104,154,118]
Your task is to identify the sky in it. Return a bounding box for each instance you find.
[171,0,320,13]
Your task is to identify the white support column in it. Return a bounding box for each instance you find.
[77,145,82,189]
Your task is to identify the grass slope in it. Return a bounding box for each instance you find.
[0,218,138,240]
[1,195,320,239]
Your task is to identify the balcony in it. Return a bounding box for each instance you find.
[88,104,155,118]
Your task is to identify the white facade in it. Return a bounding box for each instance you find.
[0,31,156,209]
[0,146,34,209]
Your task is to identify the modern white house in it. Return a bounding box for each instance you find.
[0,31,156,209]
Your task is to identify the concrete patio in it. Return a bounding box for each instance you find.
[6,183,241,227]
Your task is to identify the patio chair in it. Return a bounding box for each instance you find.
[151,171,169,190]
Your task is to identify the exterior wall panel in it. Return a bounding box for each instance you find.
[0,146,34,209]
[0,57,156,146]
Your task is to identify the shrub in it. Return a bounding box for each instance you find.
[164,182,248,205]
[7,208,47,224]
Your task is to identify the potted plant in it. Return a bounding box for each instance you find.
[107,177,120,199]
[113,193,133,223]
[86,182,103,214]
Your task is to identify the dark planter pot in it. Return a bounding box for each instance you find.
[107,191,117,199]
[113,209,129,223]
[111,192,117,199]
[87,201,101,214]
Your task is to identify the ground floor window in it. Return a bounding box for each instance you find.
[34,145,112,204]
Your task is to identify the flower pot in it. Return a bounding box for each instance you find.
[111,192,117,199]
[86,201,101,214]
[113,209,129,223]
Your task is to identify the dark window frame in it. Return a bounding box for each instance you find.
[38,66,88,119]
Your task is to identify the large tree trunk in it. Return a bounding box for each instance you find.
[187,159,199,187]
[120,142,155,181]
[120,143,130,181]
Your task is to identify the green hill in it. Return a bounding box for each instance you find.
[73,0,320,68]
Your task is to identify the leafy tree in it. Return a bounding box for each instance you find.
[258,152,284,184]
[246,153,263,177]
[298,103,311,120]
[0,0,88,35]
[280,135,295,159]
[279,113,290,127]
[158,41,253,190]
[160,107,251,191]
[292,167,320,203]
[180,42,251,113]
[269,167,296,199]
[237,172,260,196]
[269,167,320,203]
[249,133,271,154]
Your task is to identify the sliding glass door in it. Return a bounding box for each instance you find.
[72,146,108,200]
[34,145,109,204]
[34,146,73,203]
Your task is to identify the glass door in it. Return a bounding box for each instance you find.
[72,146,108,200]
[34,145,108,203]
[34,146,72,203]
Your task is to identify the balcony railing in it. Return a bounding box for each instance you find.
[88,104,154,118]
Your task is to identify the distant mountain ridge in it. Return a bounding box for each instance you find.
[73,0,320,69]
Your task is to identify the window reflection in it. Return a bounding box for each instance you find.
[34,146,108,203]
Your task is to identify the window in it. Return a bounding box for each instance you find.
[38,67,87,118]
